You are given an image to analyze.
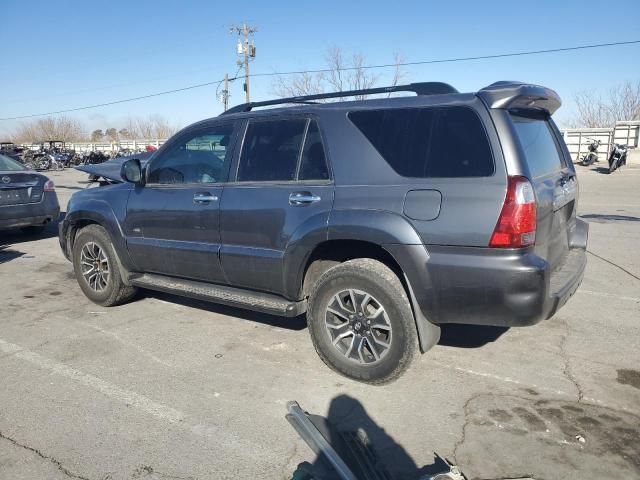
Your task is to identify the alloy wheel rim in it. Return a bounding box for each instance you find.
[80,242,110,292]
[324,288,392,365]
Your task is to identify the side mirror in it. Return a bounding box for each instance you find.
[121,159,143,184]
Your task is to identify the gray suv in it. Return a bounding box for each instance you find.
[59,81,587,384]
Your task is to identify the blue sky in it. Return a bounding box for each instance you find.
[1,0,639,137]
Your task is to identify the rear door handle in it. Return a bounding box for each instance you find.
[289,192,321,206]
[193,192,219,204]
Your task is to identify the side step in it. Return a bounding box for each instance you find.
[129,273,307,317]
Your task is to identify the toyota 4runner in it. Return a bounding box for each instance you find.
[59,81,588,383]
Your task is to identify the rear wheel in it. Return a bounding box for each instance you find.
[72,224,137,306]
[307,259,417,384]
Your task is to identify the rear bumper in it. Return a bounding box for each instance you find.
[387,242,587,328]
[0,192,60,230]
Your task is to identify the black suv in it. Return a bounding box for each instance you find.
[59,81,588,384]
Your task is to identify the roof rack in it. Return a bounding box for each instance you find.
[221,82,458,115]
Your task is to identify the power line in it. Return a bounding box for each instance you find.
[2,39,639,121]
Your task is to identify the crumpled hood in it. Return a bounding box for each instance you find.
[75,152,153,182]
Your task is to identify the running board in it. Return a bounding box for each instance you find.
[129,273,306,317]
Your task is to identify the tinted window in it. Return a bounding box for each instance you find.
[238,119,306,182]
[148,124,234,184]
[348,106,494,178]
[298,120,329,181]
[511,115,564,178]
[0,154,27,171]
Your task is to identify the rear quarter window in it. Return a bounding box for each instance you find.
[511,114,564,178]
[348,106,494,178]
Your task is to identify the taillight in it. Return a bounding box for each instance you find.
[43,180,55,192]
[489,176,536,248]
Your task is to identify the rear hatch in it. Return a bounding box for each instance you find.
[0,172,43,206]
[510,113,577,271]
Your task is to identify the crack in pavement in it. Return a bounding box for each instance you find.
[587,249,640,282]
[559,318,584,403]
[281,441,303,479]
[0,430,91,480]
[452,392,486,466]
[474,476,540,480]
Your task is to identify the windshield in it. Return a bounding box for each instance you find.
[511,114,564,178]
[0,153,27,171]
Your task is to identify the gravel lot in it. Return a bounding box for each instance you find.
[1,165,639,480]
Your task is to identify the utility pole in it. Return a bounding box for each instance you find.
[221,73,229,111]
[230,23,257,103]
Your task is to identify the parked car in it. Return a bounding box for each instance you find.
[59,81,588,383]
[0,142,25,163]
[0,153,60,234]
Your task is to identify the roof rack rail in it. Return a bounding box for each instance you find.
[221,82,458,115]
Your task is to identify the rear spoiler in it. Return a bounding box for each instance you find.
[477,81,561,115]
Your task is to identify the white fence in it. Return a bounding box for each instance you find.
[20,139,168,153]
[17,120,640,162]
[561,121,639,162]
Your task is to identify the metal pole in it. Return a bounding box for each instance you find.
[577,131,582,162]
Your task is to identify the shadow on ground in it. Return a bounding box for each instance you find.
[0,212,64,248]
[146,290,308,331]
[291,394,455,480]
[439,324,509,348]
[580,213,640,223]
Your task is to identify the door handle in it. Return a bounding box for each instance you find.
[289,192,321,206]
[193,192,219,204]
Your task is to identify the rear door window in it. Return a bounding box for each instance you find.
[348,106,494,178]
[511,115,564,178]
[237,118,307,182]
[298,120,329,181]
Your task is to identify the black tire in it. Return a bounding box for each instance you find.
[609,158,619,174]
[72,224,137,306]
[307,258,417,384]
[20,225,46,235]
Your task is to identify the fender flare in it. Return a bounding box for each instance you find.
[64,198,136,274]
[282,209,440,352]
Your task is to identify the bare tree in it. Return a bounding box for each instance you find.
[388,52,407,97]
[12,116,84,143]
[272,71,325,98]
[571,80,640,128]
[122,115,178,140]
[272,47,404,101]
[11,114,179,144]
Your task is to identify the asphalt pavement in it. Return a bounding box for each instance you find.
[1,165,639,480]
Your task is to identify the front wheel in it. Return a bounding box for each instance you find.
[307,259,418,384]
[72,225,137,306]
[609,156,621,174]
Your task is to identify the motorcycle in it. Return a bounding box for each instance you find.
[608,143,630,174]
[579,138,601,166]
[78,150,110,165]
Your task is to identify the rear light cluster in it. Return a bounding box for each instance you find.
[489,176,536,248]
[43,180,55,192]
